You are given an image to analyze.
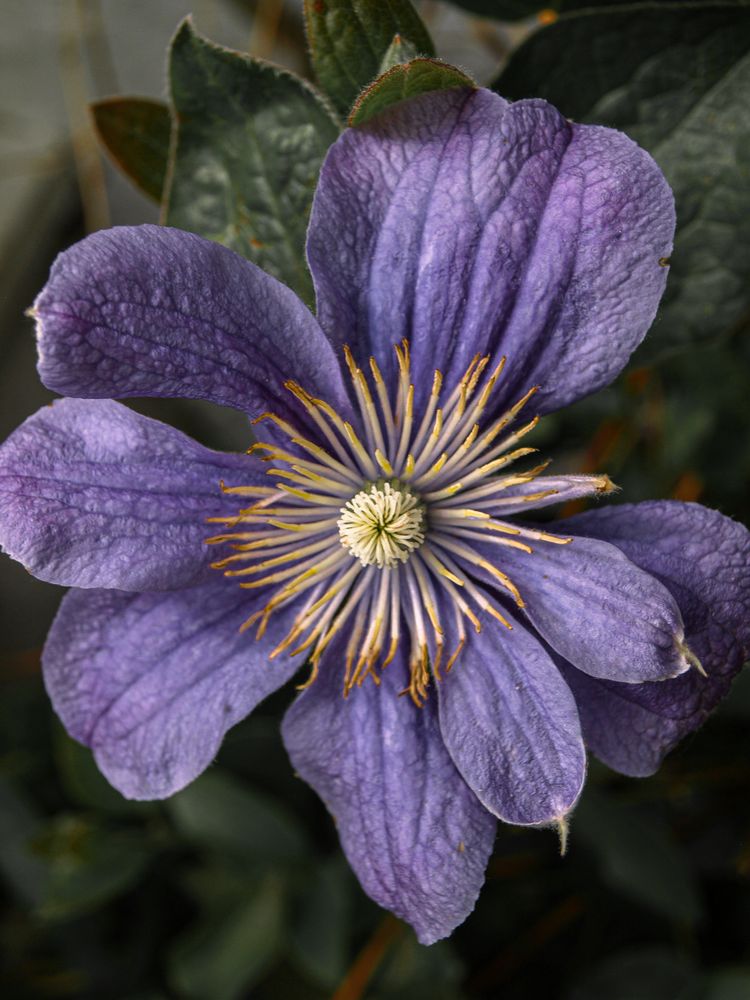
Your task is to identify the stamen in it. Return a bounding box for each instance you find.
[208,341,610,704]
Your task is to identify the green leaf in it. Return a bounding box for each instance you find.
[439,0,558,19]
[91,97,171,202]
[378,33,420,73]
[167,770,309,865]
[290,857,352,987]
[495,3,750,360]
[304,0,436,115]
[574,790,701,925]
[349,59,475,127]
[703,968,750,1000]
[169,875,284,1000]
[372,935,464,1000]
[164,18,339,304]
[441,0,685,19]
[566,947,699,1000]
[0,777,46,906]
[32,815,151,922]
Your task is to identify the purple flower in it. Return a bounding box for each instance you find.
[1,88,749,944]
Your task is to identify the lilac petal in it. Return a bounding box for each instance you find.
[43,577,301,798]
[281,648,496,945]
[308,88,673,415]
[35,225,352,422]
[437,612,586,826]
[486,532,690,683]
[554,502,750,776]
[0,398,255,591]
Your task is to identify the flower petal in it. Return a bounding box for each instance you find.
[43,578,301,799]
[0,398,254,591]
[281,648,496,945]
[35,225,351,422]
[554,501,750,776]
[437,613,586,826]
[308,88,673,414]
[485,532,690,683]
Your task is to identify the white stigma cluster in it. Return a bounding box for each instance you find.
[338,482,425,568]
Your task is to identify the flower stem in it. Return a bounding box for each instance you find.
[332,914,403,1000]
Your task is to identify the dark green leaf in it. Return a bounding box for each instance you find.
[0,777,46,906]
[33,815,151,921]
[168,770,309,864]
[168,875,284,1000]
[574,791,701,925]
[566,947,699,1000]
[349,59,475,127]
[290,857,352,987]
[703,968,750,1000]
[304,0,436,115]
[439,0,557,19]
[372,935,464,1000]
[379,33,420,73]
[442,0,688,19]
[496,4,750,359]
[165,18,339,304]
[91,97,171,202]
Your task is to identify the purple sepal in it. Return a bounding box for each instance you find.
[282,646,497,945]
[437,610,586,826]
[35,225,353,425]
[481,532,691,684]
[43,578,301,798]
[0,398,256,591]
[555,502,750,775]
[308,88,674,416]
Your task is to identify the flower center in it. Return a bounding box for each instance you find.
[207,341,573,704]
[338,481,425,568]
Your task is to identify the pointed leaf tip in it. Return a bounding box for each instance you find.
[349,59,476,128]
[305,0,436,115]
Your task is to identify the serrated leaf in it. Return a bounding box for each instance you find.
[495,3,750,360]
[304,0,436,115]
[164,18,339,304]
[91,97,171,202]
[349,58,475,127]
[167,770,309,865]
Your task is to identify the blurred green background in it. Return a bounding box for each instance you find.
[1,2,749,998]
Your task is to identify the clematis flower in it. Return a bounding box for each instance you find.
[1,88,749,944]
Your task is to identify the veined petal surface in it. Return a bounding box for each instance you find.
[556,502,750,776]
[308,88,674,415]
[0,398,253,591]
[437,612,586,826]
[35,225,352,423]
[486,533,691,683]
[281,647,497,945]
[43,578,301,799]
